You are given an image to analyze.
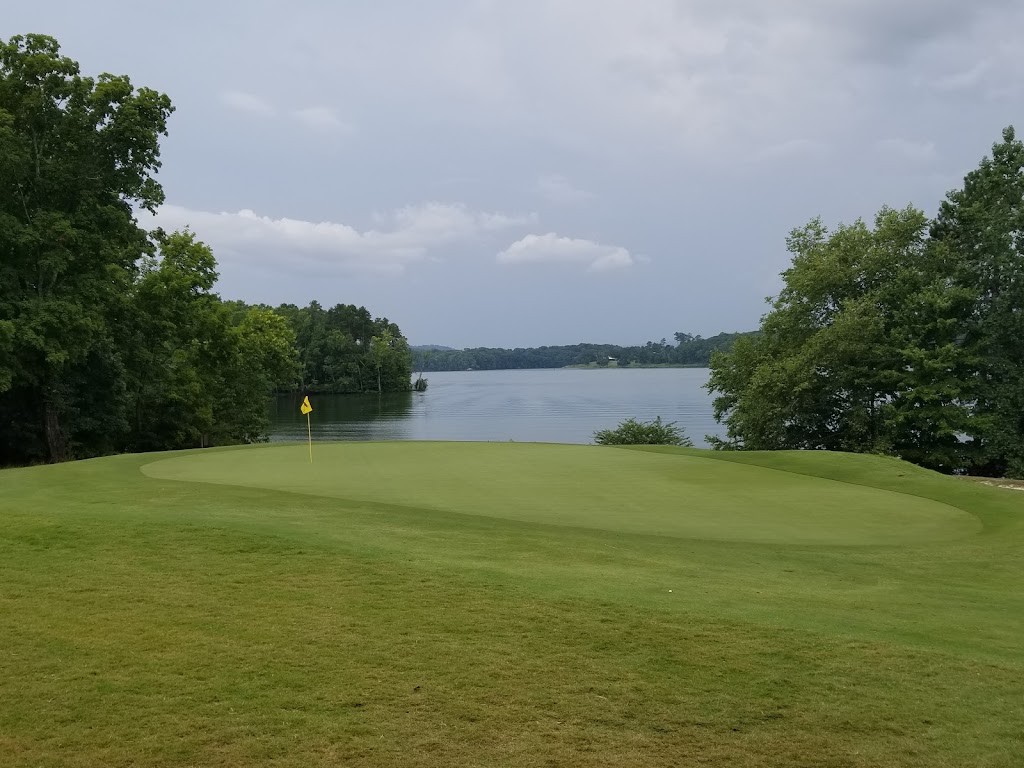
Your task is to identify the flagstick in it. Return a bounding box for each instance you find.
[306,412,313,464]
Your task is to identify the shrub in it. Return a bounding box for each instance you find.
[593,417,693,446]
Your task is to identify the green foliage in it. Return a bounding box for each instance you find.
[123,231,301,451]
[413,374,428,392]
[272,301,412,394]
[367,327,395,394]
[237,308,302,392]
[931,126,1024,476]
[0,34,173,462]
[0,319,13,393]
[0,35,399,464]
[708,207,971,471]
[594,416,693,446]
[412,332,754,372]
[709,127,1024,476]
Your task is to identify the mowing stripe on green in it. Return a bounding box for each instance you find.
[141,442,979,545]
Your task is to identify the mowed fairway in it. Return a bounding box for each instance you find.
[1,444,1022,767]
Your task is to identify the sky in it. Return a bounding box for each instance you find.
[7,1,1024,347]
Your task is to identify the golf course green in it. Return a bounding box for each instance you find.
[143,443,978,545]
[2,443,1022,767]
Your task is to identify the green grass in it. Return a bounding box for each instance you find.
[142,443,978,545]
[1,443,1022,767]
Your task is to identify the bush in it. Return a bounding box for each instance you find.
[413,375,428,392]
[593,416,693,446]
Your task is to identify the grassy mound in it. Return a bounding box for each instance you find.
[1,444,1022,767]
[143,443,977,545]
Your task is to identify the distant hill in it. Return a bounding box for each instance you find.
[411,345,456,352]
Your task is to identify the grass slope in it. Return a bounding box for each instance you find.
[1,443,1022,767]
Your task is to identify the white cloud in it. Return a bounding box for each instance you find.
[389,202,534,239]
[292,106,351,133]
[220,96,353,135]
[929,59,993,92]
[537,174,594,205]
[875,137,937,163]
[222,91,275,116]
[497,233,636,272]
[143,202,533,276]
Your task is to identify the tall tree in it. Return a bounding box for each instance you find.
[125,229,223,450]
[225,306,301,441]
[0,34,173,461]
[931,127,1024,476]
[376,320,413,393]
[124,230,300,450]
[0,319,13,393]
[367,327,395,394]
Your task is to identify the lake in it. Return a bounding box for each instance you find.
[269,368,725,446]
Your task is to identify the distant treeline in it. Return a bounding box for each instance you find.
[413,332,756,372]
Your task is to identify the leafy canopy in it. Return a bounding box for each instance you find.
[708,127,1024,476]
[0,35,411,464]
[0,33,173,460]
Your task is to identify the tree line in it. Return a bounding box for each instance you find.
[414,332,754,372]
[0,34,410,465]
[709,127,1024,477]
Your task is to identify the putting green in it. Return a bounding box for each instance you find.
[141,442,979,545]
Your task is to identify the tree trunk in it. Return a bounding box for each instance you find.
[43,391,68,463]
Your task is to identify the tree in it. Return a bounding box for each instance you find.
[212,308,300,446]
[367,326,403,394]
[378,323,413,392]
[0,319,13,392]
[0,34,173,461]
[237,308,301,393]
[931,127,1024,476]
[125,229,225,450]
[124,230,301,450]
[594,417,693,446]
[707,206,970,471]
[0,34,404,465]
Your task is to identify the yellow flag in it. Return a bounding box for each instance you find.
[300,396,313,415]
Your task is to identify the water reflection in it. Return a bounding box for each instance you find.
[269,368,726,446]
[271,391,417,441]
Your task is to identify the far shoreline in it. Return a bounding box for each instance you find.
[561,362,707,370]
[414,364,711,373]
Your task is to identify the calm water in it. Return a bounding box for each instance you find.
[269,368,724,446]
